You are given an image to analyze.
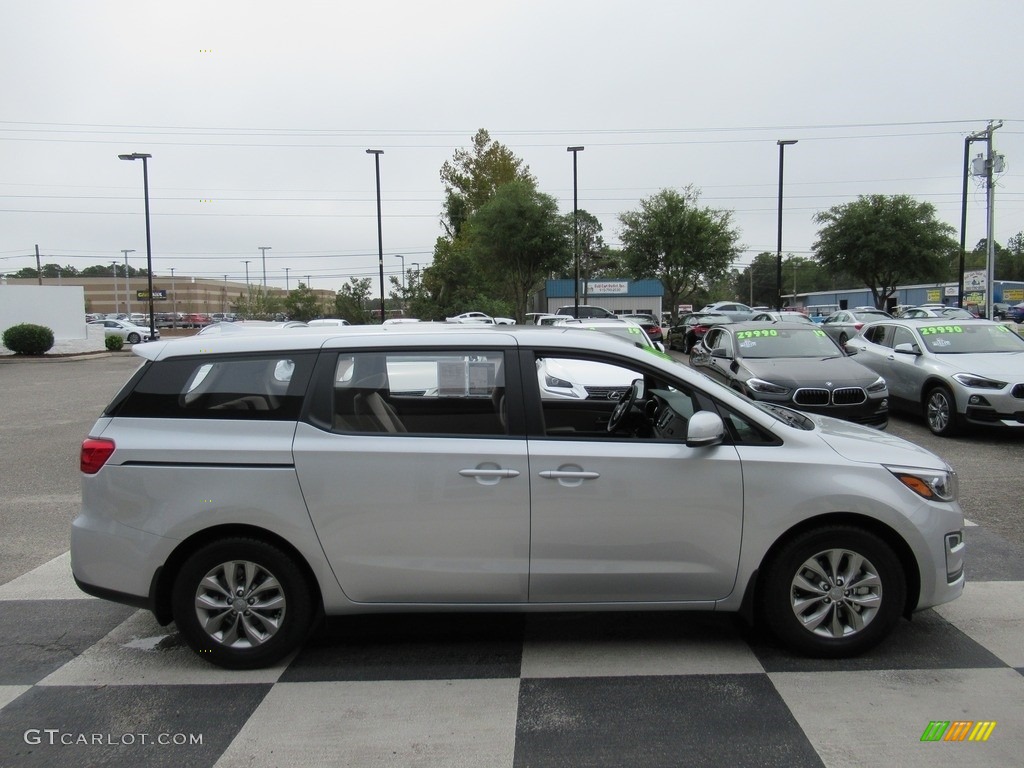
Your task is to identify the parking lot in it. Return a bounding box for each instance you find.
[1,352,1022,767]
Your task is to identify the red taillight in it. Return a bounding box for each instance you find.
[853,322,864,330]
[81,438,115,474]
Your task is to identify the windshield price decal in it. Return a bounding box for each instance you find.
[813,330,827,337]
[736,330,778,340]
[920,326,963,335]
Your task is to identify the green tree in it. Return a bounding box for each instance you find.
[231,285,281,319]
[282,283,320,322]
[334,277,373,324]
[813,195,956,309]
[440,128,535,238]
[560,209,606,283]
[618,187,741,320]
[467,180,571,320]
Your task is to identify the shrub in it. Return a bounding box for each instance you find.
[2,323,55,355]
[105,335,124,352]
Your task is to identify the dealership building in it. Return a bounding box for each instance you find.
[537,279,665,316]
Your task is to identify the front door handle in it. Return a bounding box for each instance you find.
[539,470,600,480]
[459,468,521,478]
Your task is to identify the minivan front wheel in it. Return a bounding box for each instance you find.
[172,538,313,669]
[760,527,905,657]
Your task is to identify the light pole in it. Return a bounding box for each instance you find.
[284,267,290,291]
[170,268,177,327]
[242,260,252,313]
[258,246,271,288]
[394,254,406,290]
[111,261,119,314]
[776,140,797,310]
[567,146,584,316]
[118,153,155,338]
[122,249,135,316]
[367,149,385,323]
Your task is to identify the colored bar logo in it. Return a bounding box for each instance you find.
[921,721,997,742]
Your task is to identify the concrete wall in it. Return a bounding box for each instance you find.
[0,285,87,340]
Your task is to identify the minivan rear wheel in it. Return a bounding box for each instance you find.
[759,526,905,657]
[172,538,313,669]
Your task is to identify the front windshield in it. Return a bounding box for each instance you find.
[916,324,1024,354]
[735,328,841,359]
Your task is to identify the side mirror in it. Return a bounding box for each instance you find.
[686,411,725,448]
[893,342,920,356]
[710,348,730,359]
[844,346,858,356]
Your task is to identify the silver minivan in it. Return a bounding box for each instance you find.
[73,326,965,669]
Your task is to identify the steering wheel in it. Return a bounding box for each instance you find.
[607,380,640,433]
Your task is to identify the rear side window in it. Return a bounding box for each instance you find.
[320,350,509,436]
[113,353,316,420]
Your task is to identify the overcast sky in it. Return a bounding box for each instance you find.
[1,0,1021,294]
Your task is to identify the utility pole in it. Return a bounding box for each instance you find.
[36,245,42,286]
[969,121,1005,319]
[122,249,135,316]
[258,246,271,288]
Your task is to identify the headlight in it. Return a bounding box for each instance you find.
[952,372,1006,389]
[745,377,790,395]
[886,465,958,502]
[866,376,887,393]
[545,374,574,389]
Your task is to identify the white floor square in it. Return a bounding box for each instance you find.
[214,679,520,768]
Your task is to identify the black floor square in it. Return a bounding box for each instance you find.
[281,612,525,682]
[0,684,271,768]
[0,600,136,685]
[514,674,824,768]
[749,609,1007,673]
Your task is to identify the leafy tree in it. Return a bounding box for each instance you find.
[439,128,535,238]
[282,283,320,322]
[618,187,741,320]
[467,180,571,319]
[560,209,606,283]
[813,195,956,309]
[231,285,281,319]
[334,277,373,324]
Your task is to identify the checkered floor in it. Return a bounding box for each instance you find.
[1,525,1022,768]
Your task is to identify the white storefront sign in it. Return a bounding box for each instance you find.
[585,281,629,295]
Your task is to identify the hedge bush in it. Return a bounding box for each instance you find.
[2,323,55,355]
[105,335,124,352]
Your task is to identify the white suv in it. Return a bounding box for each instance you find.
[73,325,965,668]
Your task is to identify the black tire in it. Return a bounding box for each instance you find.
[127,332,141,344]
[758,526,905,657]
[683,334,694,355]
[924,384,959,437]
[171,537,314,669]
[838,332,849,347]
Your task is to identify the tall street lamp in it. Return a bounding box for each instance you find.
[122,249,135,316]
[567,146,584,316]
[367,149,385,323]
[394,254,406,290]
[111,261,119,314]
[258,246,271,288]
[242,260,252,310]
[776,140,797,311]
[118,153,155,338]
[284,267,290,291]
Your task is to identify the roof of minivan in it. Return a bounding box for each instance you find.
[131,324,667,362]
